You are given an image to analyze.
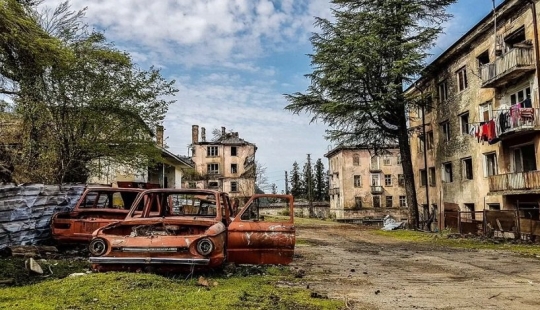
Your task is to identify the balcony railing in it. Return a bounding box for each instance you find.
[497,107,540,138]
[329,187,340,195]
[371,185,384,194]
[488,170,540,193]
[480,47,535,88]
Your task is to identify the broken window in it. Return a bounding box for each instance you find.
[426,131,434,150]
[383,157,391,166]
[418,135,425,153]
[231,164,238,174]
[230,181,238,192]
[479,101,492,122]
[354,175,362,187]
[208,181,219,189]
[442,162,453,183]
[373,196,381,208]
[207,163,219,174]
[512,144,537,173]
[384,174,392,186]
[428,167,436,187]
[460,112,469,135]
[398,174,405,186]
[488,204,500,210]
[385,196,393,208]
[420,169,427,187]
[207,146,219,157]
[440,121,450,142]
[476,50,490,70]
[353,155,360,166]
[462,157,473,180]
[399,196,407,208]
[456,66,468,92]
[504,26,526,51]
[230,146,237,156]
[438,80,448,102]
[484,153,498,177]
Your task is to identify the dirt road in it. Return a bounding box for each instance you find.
[292,223,540,310]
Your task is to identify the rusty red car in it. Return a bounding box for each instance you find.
[51,187,144,243]
[88,189,295,270]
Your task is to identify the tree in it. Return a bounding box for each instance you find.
[0,1,177,183]
[285,0,455,229]
[289,161,303,198]
[314,158,328,201]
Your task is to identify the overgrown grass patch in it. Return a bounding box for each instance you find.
[0,257,90,286]
[0,265,344,310]
[373,230,540,256]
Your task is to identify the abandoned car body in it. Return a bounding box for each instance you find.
[88,189,295,270]
[51,187,144,243]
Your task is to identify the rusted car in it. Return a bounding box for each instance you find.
[51,187,144,243]
[88,189,295,271]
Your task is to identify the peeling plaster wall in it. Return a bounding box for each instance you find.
[0,184,85,249]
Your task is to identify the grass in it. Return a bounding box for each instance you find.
[373,229,540,256]
[0,262,344,310]
[265,215,343,228]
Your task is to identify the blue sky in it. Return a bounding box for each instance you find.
[42,0,504,192]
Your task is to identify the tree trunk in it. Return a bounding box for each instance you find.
[397,112,419,229]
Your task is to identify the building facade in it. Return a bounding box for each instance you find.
[187,125,257,199]
[408,0,540,226]
[325,146,408,221]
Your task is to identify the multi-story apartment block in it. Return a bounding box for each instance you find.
[325,146,407,221]
[187,125,256,199]
[408,0,540,226]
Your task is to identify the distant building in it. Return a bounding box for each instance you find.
[186,125,257,199]
[325,146,407,221]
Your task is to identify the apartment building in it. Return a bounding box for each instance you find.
[187,125,256,199]
[325,146,408,221]
[408,0,540,225]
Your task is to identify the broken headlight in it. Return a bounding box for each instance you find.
[88,238,108,256]
[196,238,214,256]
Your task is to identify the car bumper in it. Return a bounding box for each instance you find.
[89,257,210,265]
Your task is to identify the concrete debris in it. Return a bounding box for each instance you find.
[197,276,209,287]
[25,257,43,274]
[68,273,87,277]
[9,245,58,257]
[381,215,405,231]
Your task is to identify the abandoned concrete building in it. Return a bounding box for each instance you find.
[186,125,257,199]
[325,146,408,221]
[408,0,540,229]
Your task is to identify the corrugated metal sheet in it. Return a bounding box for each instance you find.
[0,184,85,249]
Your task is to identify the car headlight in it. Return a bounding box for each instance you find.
[88,238,108,256]
[196,238,214,256]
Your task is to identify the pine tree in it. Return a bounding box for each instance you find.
[285,0,456,228]
[314,158,328,201]
[289,161,303,199]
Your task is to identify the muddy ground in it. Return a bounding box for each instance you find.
[292,223,540,310]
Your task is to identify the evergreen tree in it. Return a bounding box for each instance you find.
[302,159,314,202]
[314,158,328,201]
[289,161,303,198]
[285,0,455,228]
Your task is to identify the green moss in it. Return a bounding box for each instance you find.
[0,266,344,310]
[373,230,540,256]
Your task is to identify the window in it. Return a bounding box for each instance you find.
[384,174,392,186]
[460,112,469,135]
[418,135,425,153]
[441,121,450,142]
[353,155,360,166]
[462,157,473,180]
[456,66,468,91]
[426,131,434,150]
[479,102,492,122]
[207,163,219,174]
[510,86,532,107]
[484,153,498,177]
[385,196,393,208]
[354,175,362,187]
[231,146,237,156]
[399,196,407,208]
[464,203,475,220]
[208,181,219,189]
[373,196,381,208]
[477,50,490,71]
[425,95,433,113]
[417,106,423,120]
[398,174,405,186]
[512,144,537,173]
[420,169,427,187]
[188,182,196,189]
[383,157,391,166]
[354,197,362,209]
[371,174,380,186]
[428,167,436,187]
[442,162,453,183]
[504,26,525,51]
[231,164,238,174]
[207,146,218,157]
[488,203,501,211]
[230,181,238,192]
[370,156,380,170]
[397,155,402,164]
[438,80,448,102]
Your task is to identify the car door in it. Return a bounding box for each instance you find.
[227,194,295,265]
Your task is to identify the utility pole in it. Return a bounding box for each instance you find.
[285,171,289,194]
[307,154,314,217]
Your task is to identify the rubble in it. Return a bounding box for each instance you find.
[381,215,405,231]
[25,258,43,274]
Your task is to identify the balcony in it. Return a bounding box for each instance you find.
[371,185,384,194]
[369,164,382,172]
[488,170,540,194]
[498,107,540,139]
[480,47,535,88]
[329,187,340,195]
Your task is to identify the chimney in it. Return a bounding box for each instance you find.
[221,126,226,136]
[201,127,206,142]
[234,132,238,137]
[156,125,164,147]
[192,125,199,144]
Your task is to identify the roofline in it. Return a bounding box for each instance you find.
[159,147,194,167]
[324,145,399,158]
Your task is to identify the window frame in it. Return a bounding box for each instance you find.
[230,181,238,192]
[207,163,219,174]
[438,79,448,102]
[461,157,473,180]
[399,196,407,208]
[460,112,470,135]
[353,175,362,187]
[420,169,427,187]
[442,162,453,183]
[428,167,436,187]
[385,196,393,208]
[231,163,238,174]
[230,146,238,156]
[207,146,219,157]
[440,121,450,142]
[456,66,468,92]
[384,174,392,186]
[484,152,498,177]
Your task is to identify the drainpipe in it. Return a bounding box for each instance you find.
[422,102,430,226]
[531,0,540,108]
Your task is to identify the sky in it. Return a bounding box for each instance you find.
[40,0,504,192]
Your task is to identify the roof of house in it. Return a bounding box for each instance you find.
[160,147,194,167]
[324,145,399,158]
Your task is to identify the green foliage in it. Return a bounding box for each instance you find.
[289,161,303,199]
[0,268,344,310]
[314,159,328,201]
